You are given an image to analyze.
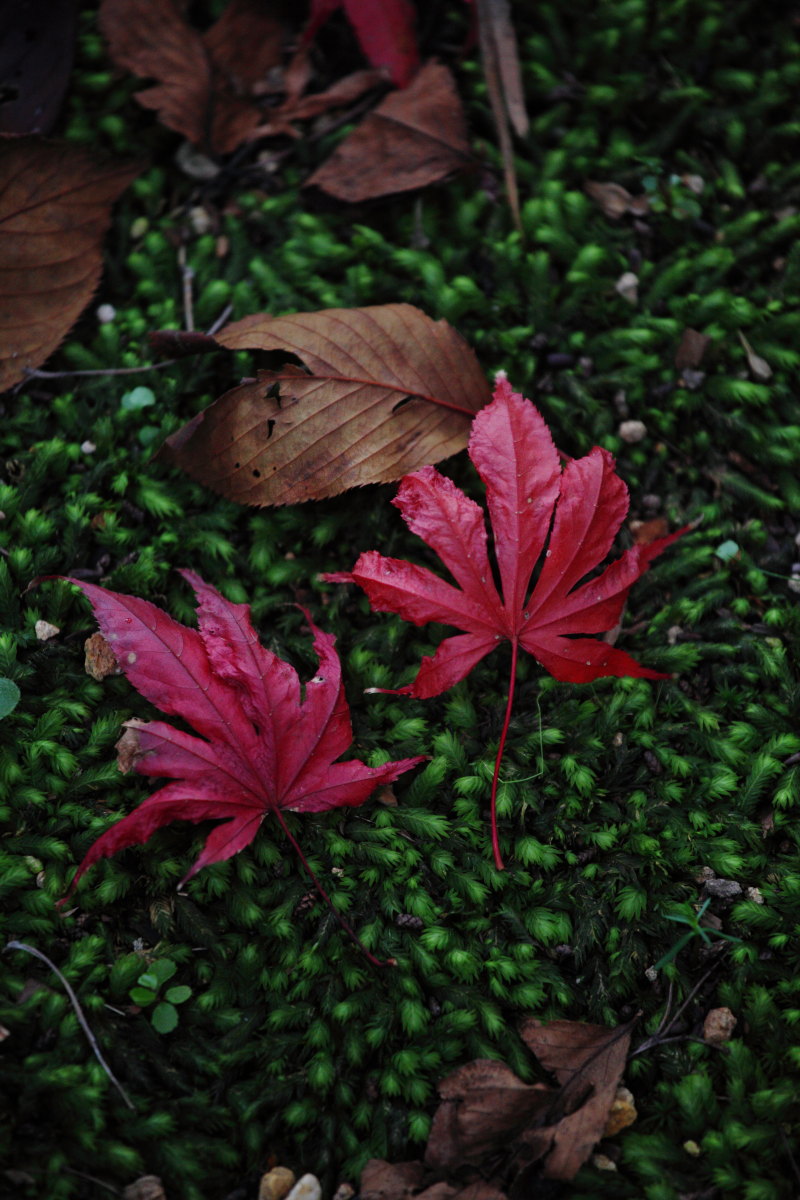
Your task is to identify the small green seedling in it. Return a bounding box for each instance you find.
[654,898,742,970]
[129,958,192,1033]
[0,678,20,720]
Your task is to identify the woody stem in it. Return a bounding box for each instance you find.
[272,806,392,969]
[490,637,519,871]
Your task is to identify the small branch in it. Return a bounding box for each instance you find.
[4,941,135,1110]
[272,808,394,968]
[178,244,195,333]
[23,359,177,381]
[490,637,519,870]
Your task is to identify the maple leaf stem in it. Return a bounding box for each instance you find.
[272,806,392,969]
[490,637,520,871]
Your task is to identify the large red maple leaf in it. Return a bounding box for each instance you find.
[60,570,423,962]
[326,375,684,868]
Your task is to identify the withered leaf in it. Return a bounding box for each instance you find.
[305,61,471,202]
[519,1018,634,1180]
[0,138,140,392]
[99,0,284,155]
[474,0,527,231]
[0,0,77,134]
[675,328,711,371]
[425,1059,552,1172]
[585,180,650,220]
[161,303,491,506]
[360,1159,426,1200]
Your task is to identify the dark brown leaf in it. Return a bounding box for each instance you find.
[425,1060,552,1172]
[585,181,650,219]
[360,1160,426,1200]
[99,0,284,155]
[474,0,527,230]
[160,303,491,505]
[675,328,711,370]
[305,61,471,202]
[0,138,140,391]
[0,0,77,134]
[519,1018,634,1180]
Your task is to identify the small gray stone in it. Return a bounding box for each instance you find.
[285,1175,322,1200]
[704,878,742,901]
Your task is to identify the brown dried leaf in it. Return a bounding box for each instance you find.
[84,631,121,680]
[160,303,491,505]
[305,61,471,202]
[0,0,78,134]
[585,181,650,220]
[675,328,711,370]
[360,1160,426,1200]
[425,1060,552,1173]
[475,0,527,231]
[519,1018,634,1181]
[0,138,139,391]
[251,68,387,140]
[99,0,284,155]
[629,517,669,547]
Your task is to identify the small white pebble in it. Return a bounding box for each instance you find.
[188,205,213,235]
[80,440,96,455]
[745,887,764,904]
[96,304,116,324]
[618,419,647,443]
[615,271,639,303]
[35,620,60,641]
[285,1176,322,1200]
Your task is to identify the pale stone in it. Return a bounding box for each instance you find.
[285,1176,321,1200]
[703,1006,737,1045]
[618,419,647,443]
[258,1167,296,1200]
[615,271,639,303]
[592,1154,617,1171]
[603,1085,637,1136]
[122,1178,166,1200]
[35,620,59,641]
[96,304,116,323]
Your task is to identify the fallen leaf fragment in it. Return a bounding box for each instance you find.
[737,331,773,381]
[84,631,121,680]
[586,181,649,219]
[55,572,423,959]
[703,1006,737,1045]
[305,61,471,202]
[519,1017,634,1180]
[675,328,711,371]
[629,518,669,547]
[474,0,528,231]
[99,0,284,154]
[302,0,419,88]
[425,1060,552,1172]
[327,375,684,866]
[160,303,491,505]
[121,1177,166,1200]
[0,138,139,391]
[0,0,77,134]
[360,1160,426,1200]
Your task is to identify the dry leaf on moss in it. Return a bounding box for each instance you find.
[305,61,471,202]
[99,0,285,155]
[160,303,491,505]
[0,138,139,391]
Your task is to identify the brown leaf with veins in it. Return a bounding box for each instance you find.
[425,1060,552,1173]
[519,1017,634,1180]
[0,138,139,392]
[305,61,471,202]
[99,0,285,155]
[160,303,491,506]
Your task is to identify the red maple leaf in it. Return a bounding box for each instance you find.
[326,376,684,868]
[59,570,423,963]
[302,0,420,89]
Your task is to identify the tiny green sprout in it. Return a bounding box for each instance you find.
[715,540,740,563]
[654,898,742,970]
[120,386,156,412]
[0,678,20,720]
[129,958,192,1034]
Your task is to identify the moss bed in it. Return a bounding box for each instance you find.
[2,1,800,1197]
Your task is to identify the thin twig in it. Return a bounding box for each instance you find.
[64,1167,121,1197]
[206,302,233,337]
[178,244,195,332]
[632,961,722,1057]
[4,940,135,1109]
[23,359,178,381]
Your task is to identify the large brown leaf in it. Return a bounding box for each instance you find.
[0,138,139,392]
[520,1017,634,1180]
[305,61,471,202]
[160,304,491,506]
[99,0,285,155]
[425,1060,552,1173]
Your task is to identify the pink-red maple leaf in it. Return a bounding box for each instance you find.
[302,0,419,88]
[326,376,684,868]
[60,570,422,962]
